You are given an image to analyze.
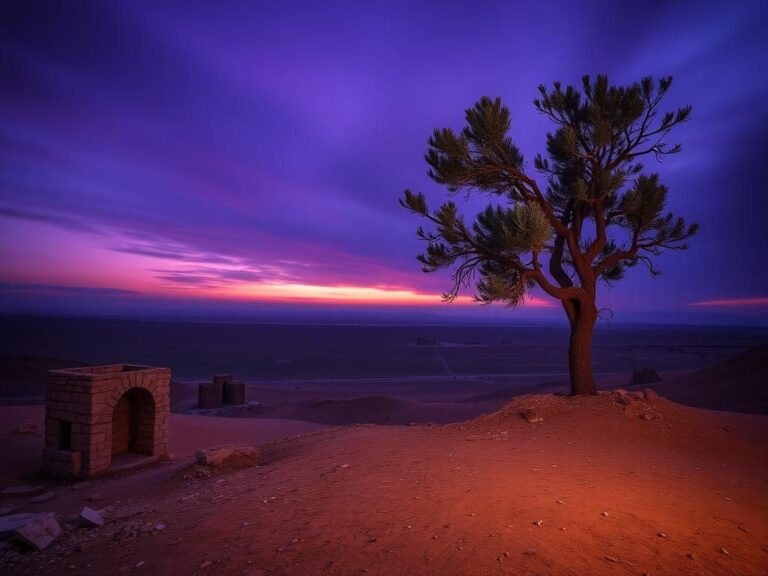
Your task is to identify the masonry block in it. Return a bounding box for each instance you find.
[43,365,170,479]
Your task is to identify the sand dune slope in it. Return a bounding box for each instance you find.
[657,343,768,414]
[3,392,766,576]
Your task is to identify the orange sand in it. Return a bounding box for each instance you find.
[1,392,766,575]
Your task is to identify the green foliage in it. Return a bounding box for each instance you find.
[401,75,698,306]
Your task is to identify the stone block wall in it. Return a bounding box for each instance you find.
[198,373,246,408]
[43,364,170,479]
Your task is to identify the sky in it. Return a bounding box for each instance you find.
[1,0,767,324]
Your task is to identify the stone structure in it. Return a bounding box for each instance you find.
[631,368,663,386]
[43,364,170,479]
[198,373,246,408]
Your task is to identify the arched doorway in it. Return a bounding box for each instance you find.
[111,387,156,461]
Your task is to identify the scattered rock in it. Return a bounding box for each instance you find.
[135,560,145,568]
[193,465,212,479]
[657,532,667,538]
[643,388,658,400]
[615,390,634,406]
[1,513,43,538]
[78,507,104,527]
[604,556,620,563]
[200,560,213,569]
[1,485,44,497]
[601,511,609,517]
[12,513,61,551]
[533,520,543,526]
[521,408,543,423]
[195,447,261,470]
[631,368,662,386]
[720,547,729,555]
[687,553,696,559]
[29,492,55,504]
[154,523,166,531]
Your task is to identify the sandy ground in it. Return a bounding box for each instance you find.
[0,347,766,575]
[1,392,766,576]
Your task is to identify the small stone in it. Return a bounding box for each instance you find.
[556,500,563,504]
[686,553,696,560]
[604,556,619,563]
[719,547,729,555]
[601,511,609,517]
[1,513,43,537]
[12,513,61,551]
[29,492,55,504]
[533,520,543,526]
[643,388,658,400]
[1,485,44,497]
[195,447,261,469]
[640,413,653,421]
[432,534,438,540]
[469,512,476,517]
[290,538,299,544]
[154,523,166,531]
[79,507,104,527]
[657,532,667,538]
[521,408,543,423]
[367,537,378,543]
[135,561,145,568]
[523,549,536,556]
[200,560,213,568]
[737,526,749,533]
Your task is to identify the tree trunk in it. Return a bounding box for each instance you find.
[567,301,598,395]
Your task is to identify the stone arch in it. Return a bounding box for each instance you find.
[111,387,156,458]
[44,365,170,478]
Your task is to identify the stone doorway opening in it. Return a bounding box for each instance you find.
[111,387,156,460]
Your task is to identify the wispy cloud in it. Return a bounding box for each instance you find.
[0,282,140,296]
[690,297,768,307]
[0,207,98,234]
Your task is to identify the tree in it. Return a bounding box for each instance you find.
[400,75,698,395]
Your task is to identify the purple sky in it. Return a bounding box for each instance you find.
[1,0,767,324]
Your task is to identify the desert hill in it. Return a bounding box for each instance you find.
[656,343,768,414]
